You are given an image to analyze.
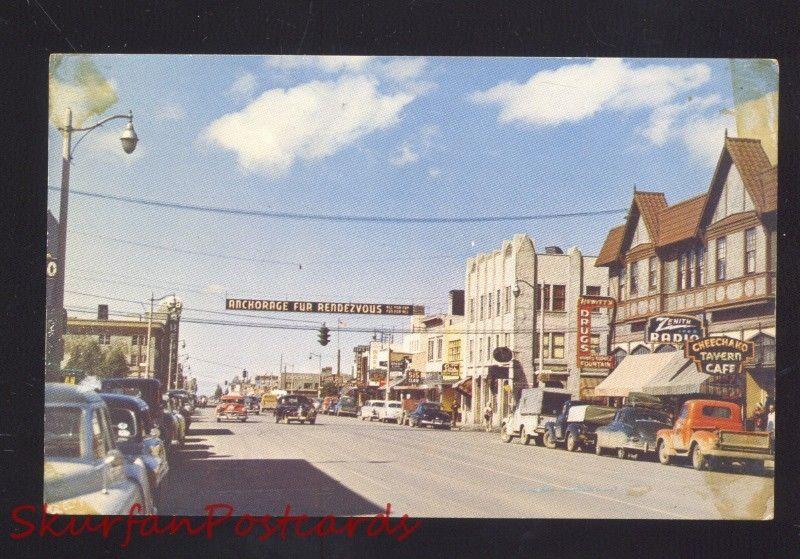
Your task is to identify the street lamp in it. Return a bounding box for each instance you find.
[513,278,544,379]
[49,107,139,374]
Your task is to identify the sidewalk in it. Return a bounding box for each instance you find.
[453,423,500,433]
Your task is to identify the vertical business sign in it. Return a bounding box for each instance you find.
[577,295,616,369]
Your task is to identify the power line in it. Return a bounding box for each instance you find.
[50,186,627,224]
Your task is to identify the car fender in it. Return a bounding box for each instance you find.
[655,429,675,453]
[691,431,718,453]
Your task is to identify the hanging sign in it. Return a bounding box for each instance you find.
[577,296,616,369]
[646,314,705,344]
[226,298,424,316]
[685,335,754,376]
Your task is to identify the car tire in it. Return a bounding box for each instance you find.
[744,460,765,476]
[500,427,512,443]
[617,447,627,460]
[275,415,280,423]
[595,443,604,456]
[216,418,221,423]
[241,418,247,423]
[657,441,671,465]
[309,418,316,425]
[518,427,529,445]
[543,430,557,449]
[566,432,578,452]
[691,444,708,471]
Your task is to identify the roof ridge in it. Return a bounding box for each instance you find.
[662,192,708,209]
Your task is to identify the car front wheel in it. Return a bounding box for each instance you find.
[543,430,557,449]
[518,427,529,445]
[500,427,512,443]
[657,441,671,465]
[691,444,708,470]
[566,432,578,452]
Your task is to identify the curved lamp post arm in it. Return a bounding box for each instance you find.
[62,111,137,159]
[69,111,133,132]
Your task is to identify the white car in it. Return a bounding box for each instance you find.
[379,401,403,423]
[360,400,383,421]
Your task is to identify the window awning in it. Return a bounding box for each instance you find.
[641,359,710,396]
[453,376,473,395]
[595,352,689,398]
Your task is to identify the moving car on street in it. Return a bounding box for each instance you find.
[334,396,359,417]
[542,400,616,452]
[594,394,672,460]
[656,399,774,472]
[244,395,260,413]
[44,383,154,515]
[407,402,452,429]
[99,392,170,507]
[275,394,317,424]
[215,394,248,422]
[501,388,571,445]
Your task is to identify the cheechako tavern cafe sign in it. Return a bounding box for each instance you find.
[226,298,424,316]
[685,335,754,376]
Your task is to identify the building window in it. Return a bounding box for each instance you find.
[696,246,705,286]
[552,333,565,359]
[496,289,501,315]
[98,334,111,345]
[469,339,474,363]
[495,334,500,349]
[427,339,434,361]
[552,285,566,311]
[448,340,461,363]
[487,336,492,355]
[536,284,551,311]
[677,254,685,291]
[612,348,627,369]
[631,345,650,355]
[479,340,484,362]
[469,299,475,322]
[585,285,601,296]
[504,332,510,347]
[487,292,493,318]
[618,268,626,300]
[540,333,550,359]
[479,295,485,320]
[654,344,677,353]
[745,227,757,275]
[629,261,639,295]
[752,334,775,367]
[504,286,511,313]
[716,237,727,281]
[436,338,443,360]
[130,352,140,365]
[648,257,658,291]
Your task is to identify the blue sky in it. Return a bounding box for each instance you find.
[48,56,739,394]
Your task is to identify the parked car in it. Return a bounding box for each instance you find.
[334,396,359,417]
[101,378,182,450]
[501,388,572,445]
[275,394,317,424]
[360,400,383,421]
[656,399,774,472]
[408,402,452,429]
[244,395,261,413]
[594,396,672,460]
[169,390,195,430]
[260,392,279,414]
[542,400,616,452]
[44,383,154,515]
[321,396,339,415]
[379,401,404,423]
[99,393,170,507]
[197,395,208,408]
[215,394,248,422]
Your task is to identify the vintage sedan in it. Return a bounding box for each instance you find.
[595,404,672,460]
[275,394,317,424]
[44,383,154,515]
[99,393,169,504]
[216,394,248,422]
[408,402,452,429]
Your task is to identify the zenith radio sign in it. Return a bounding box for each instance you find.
[226,299,424,316]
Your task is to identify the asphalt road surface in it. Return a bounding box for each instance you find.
[160,408,773,520]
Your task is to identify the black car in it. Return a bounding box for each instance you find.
[408,402,452,429]
[101,378,181,450]
[244,395,260,413]
[275,394,317,424]
[594,405,672,460]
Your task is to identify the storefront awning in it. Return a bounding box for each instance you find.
[453,376,472,396]
[641,359,710,396]
[595,352,688,398]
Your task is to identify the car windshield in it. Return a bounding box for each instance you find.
[282,396,301,404]
[633,408,671,424]
[45,407,83,458]
[388,403,402,408]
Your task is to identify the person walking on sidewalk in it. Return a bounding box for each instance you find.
[451,401,460,427]
[483,402,493,432]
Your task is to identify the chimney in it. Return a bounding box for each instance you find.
[544,246,564,255]
[448,290,465,316]
[97,304,109,320]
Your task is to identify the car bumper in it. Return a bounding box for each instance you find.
[217,413,246,420]
[420,419,450,427]
[706,449,774,461]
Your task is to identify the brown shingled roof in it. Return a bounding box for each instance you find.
[724,137,774,214]
[595,225,625,266]
[633,191,668,239]
[756,165,777,213]
[656,193,708,248]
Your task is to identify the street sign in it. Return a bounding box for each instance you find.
[685,336,754,376]
[646,314,705,344]
[226,298,424,316]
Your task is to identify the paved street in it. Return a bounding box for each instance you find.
[160,408,773,520]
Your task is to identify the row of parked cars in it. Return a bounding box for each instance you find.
[500,388,774,474]
[44,379,198,515]
[318,395,455,429]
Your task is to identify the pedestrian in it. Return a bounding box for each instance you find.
[767,403,775,435]
[752,403,766,431]
[483,402,493,432]
[451,401,460,427]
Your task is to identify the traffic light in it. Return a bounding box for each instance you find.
[242,369,248,379]
[318,323,331,346]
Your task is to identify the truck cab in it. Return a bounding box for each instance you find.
[501,388,572,446]
[543,400,616,452]
[656,399,774,472]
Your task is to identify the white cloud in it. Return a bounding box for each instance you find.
[471,58,710,126]
[204,75,415,175]
[389,143,420,166]
[228,73,257,100]
[265,55,375,73]
[677,113,736,167]
[383,57,427,81]
[427,167,442,178]
[641,94,722,145]
[155,102,186,121]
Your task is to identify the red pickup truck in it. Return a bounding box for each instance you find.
[655,399,773,473]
